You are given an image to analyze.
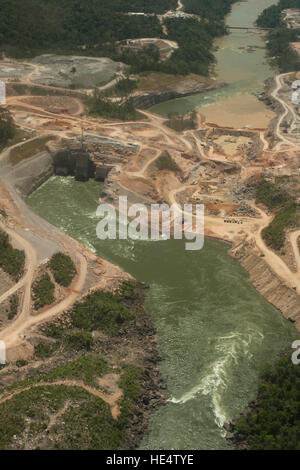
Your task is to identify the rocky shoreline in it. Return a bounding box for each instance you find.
[231,241,300,331]
[117,282,168,449]
[132,76,226,110]
[0,146,167,450]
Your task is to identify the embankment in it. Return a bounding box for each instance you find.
[232,242,300,332]
[132,76,226,110]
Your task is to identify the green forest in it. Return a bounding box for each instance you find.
[257,0,300,71]
[0,0,236,76]
[233,353,300,450]
[183,0,237,19]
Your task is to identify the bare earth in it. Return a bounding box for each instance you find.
[0,57,300,365]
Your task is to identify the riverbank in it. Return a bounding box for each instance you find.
[132,73,226,110]
[0,150,168,450]
[5,106,299,338]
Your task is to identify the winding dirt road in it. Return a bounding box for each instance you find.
[0,378,122,419]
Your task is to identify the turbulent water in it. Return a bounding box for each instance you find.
[27,0,298,451]
[28,176,296,450]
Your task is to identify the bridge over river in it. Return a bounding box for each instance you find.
[227,26,272,32]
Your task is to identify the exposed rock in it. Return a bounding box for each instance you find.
[233,244,300,331]
[132,76,226,109]
[30,54,126,89]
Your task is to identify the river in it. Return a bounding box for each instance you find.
[151,0,277,128]
[27,0,297,450]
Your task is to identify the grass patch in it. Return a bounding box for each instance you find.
[0,230,25,280]
[49,252,76,287]
[9,136,55,166]
[32,273,55,309]
[262,203,299,250]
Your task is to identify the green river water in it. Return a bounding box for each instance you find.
[28,0,297,450]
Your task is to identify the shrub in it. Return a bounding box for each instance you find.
[49,252,76,287]
[262,203,299,250]
[118,364,143,424]
[32,273,55,309]
[65,331,94,351]
[70,290,134,335]
[16,360,28,368]
[35,342,58,359]
[8,294,19,320]
[87,92,141,121]
[256,180,291,209]
[117,280,136,303]
[155,150,180,173]
[0,230,25,280]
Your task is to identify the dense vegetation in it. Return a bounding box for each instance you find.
[0,0,162,58]
[100,0,178,14]
[262,202,299,250]
[0,109,15,150]
[87,92,141,121]
[0,282,149,449]
[70,290,135,335]
[255,180,299,250]
[233,353,300,450]
[0,230,25,280]
[32,273,55,309]
[0,0,238,77]
[115,17,226,76]
[0,350,146,449]
[256,180,291,209]
[183,0,238,20]
[161,18,217,75]
[0,385,123,450]
[257,0,300,71]
[49,252,76,287]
